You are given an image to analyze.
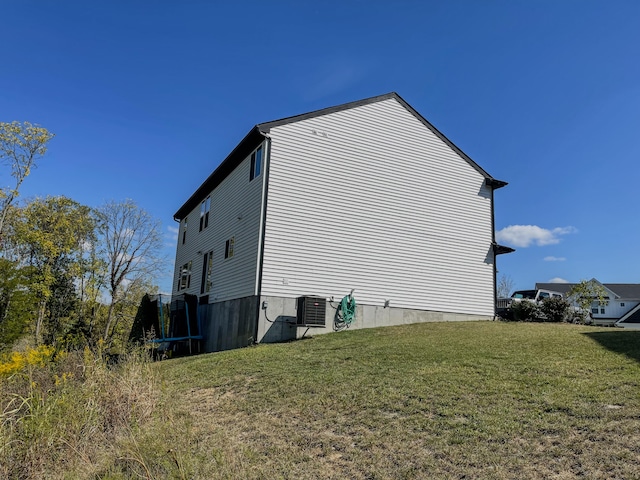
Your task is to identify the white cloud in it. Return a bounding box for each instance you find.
[548,277,569,284]
[544,256,566,262]
[495,225,577,248]
[165,225,179,247]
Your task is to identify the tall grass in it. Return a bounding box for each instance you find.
[0,343,189,479]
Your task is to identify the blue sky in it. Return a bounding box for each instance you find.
[2,1,639,294]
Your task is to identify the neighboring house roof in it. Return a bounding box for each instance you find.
[535,281,640,299]
[535,283,573,296]
[618,304,640,324]
[603,284,640,299]
[173,92,507,220]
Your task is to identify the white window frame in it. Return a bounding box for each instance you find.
[179,261,192,290]
[225,237,234,259]
[200,197,210,231]
[249,146,263,181]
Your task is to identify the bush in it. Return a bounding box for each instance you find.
[510,300,542,322]
[539,297,572,323]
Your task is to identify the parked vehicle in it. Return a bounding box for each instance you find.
[496,289,564,317]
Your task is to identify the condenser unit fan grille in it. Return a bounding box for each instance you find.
[297,296,326,327]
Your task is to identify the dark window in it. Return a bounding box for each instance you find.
[182,218,187,244]
[199,197,210,231]
[200,250,213,294]
[179,261,192,290]
[225,237,234,259]
[250,146,262,181]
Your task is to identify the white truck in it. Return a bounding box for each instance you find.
[496,288,564,316]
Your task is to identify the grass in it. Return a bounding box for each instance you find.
[160,321,640,479]
[3,321,640,478]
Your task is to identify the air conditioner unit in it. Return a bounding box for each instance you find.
[296,296,326,327]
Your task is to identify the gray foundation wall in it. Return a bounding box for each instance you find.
[199,296,258,352]
[198,295,492,353]
[257,295,492,344]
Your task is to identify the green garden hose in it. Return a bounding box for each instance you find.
[339,294,356,325]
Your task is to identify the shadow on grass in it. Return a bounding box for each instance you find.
[583,330,640,364]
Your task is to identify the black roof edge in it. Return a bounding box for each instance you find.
[174,91,508,219]
[173,126,265,220]
[492,243,515,255]
[486,178,508,189]
[257,92,398,132]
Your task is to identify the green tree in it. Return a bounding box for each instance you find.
[0,122,54,239]
[95,200,163,343]
[0,259,37,350]
[567,279,609,324]
[13,196,95,343]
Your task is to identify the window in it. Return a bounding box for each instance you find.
[249,146,263,181]
[181,218,187,244]
[621,303,625,307]
[592,308,599,314]
[600,308,605,314]
[225,237,234,259]
[200,250,213,294]
[179,261,192,290]
[199,197,210,231]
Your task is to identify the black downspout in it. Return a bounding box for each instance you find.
[491,186,498,320]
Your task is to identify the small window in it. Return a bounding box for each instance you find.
[199,197,210,231]
[600,308,605,314]
[250,146,262,181]
[200,250,214,294]
[225,237,234,259]
[621,303,625,307]
[179,261,192,290]
[182,218,187,245]
[592,308,599,314]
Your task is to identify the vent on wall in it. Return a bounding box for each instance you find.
[296,296,327,327]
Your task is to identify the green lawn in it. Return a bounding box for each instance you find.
[160,321,640,479]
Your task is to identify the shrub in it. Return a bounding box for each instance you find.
[510,300,542,322]
[539,297,572,323]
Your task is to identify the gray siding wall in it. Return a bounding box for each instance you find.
[171,142,265,302]
[261,98,495,316]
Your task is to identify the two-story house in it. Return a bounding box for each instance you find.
[172,92,511,352]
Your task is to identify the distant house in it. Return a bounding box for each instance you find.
[171,92,512,352]
[536,280,640,327]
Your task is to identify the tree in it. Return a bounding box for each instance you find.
[0,122,54,239]
[567,279,609,324]
[13,196,95,343]
[95,200,163,343]
[497,274,515,298]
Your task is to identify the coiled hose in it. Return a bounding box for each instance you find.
[339,294,356,325]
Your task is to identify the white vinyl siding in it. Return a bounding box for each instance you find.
[171,143,265,302]
[260,98,494,316]
[595,300,639,319]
